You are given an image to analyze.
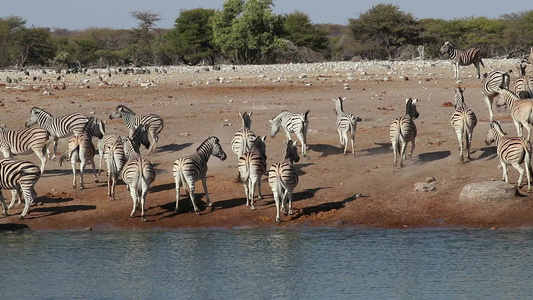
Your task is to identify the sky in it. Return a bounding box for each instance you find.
[1,0,532,30]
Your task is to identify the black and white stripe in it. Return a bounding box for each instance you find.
[0,158,41,218]
[450,87,477,162]
[109,105,163,153]
[485,121,532,191]
[514,64,533,99]
[332,97,361,155]
[238,136,267,210]
[0,126,51,173]
[269,110,310,156]
[268,140,300,222]
[173,136,227,214]
[440,41,484,79]
[390,98,419,168]
[494,87,533,141]
[481,70,511,121]
[25,107,89,159]
[231,112,256,158]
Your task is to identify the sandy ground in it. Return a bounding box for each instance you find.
[1,59,532,231]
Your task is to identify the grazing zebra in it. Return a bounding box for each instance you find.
[440,41,484,80]
[485,121,532,192]
[231,111,256,158]
[121,133,156,221]
[0,126,51,173]
[173,136,227,214]
[481,70,511,121]
[332,97,361,155]
[0,158,41,219]
[450,87,477,162]
[58,118,100,189]
[238,136,267,210]
[269,110,310,156]
[390,98,419,168]
[514,64,533,99]
[493,87,533,142]
[109,105,163,153]
[268,140,300,223]
[25,107,89,159]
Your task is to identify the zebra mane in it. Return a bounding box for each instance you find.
[197,136,218,152]
[31,107,48,115]
[490,121,506,136]
[117,105,135,115]
[83,117,96,132]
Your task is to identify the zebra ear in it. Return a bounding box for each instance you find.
[269,119,273,124]
[239,112,244,118]
[261,135,266,142]
[341,97,346,102]
[405,98,411,103]
[293,140,298,146]
[249,111,252,117]
[412,98,418,104]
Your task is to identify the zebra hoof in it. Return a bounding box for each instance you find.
[94,179,99,183]
[18,215,24,219]
[207,202,213,207]
[276,218,281,223]
[195,210,201,215]
[142,217,147,222]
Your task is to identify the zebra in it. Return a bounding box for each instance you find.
[440,41,484,80]
[332,97,362,155]
[485,121,532,192]
[25,107,89,160]
[173,136,227,214]
[0,158,41,219]
[58,117,100,189]
[514,64,533,99]
[0,125,51,174]
[109,105,164,153]
[390,98,419,168]
[269,110,310,157]
[121,132,156,221]
[493,87,533,142]
[268,140,300,223]
[450,87,477,162]
[481,70,511,121]
[238,135,267,210]
[231,111,256,158]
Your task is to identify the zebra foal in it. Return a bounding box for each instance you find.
[0,158,41,219]
[481,70,511,121]
[450,87,477,162]
[0,126,51,173]
[485,121,532,192]
[173,136,227,214]
[332,97,361,155]
[231,111,256,159]
[440,41,484,80]
[238,135,267,210]
[390,98,419,168]
[269,110,310,156]
[109,105,163,153]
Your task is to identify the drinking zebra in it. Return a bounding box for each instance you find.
[514,64,533,99]
[268,140,300,222]
[485,121,532,192]
[173,136,227,214]
[238,136,267,210]
[121,131,156,221]
[269,110,310,156]
[109,105,163,153]
[0,126,51,174]
[481,70,511,121]
[440,41,484,80]
[390,98,419,168]
[0,158,41,219]
[493,87,533,142]
[25,107,90,159]
[231,111,256,158]
[332,97,361,155]
[450,87,477,162]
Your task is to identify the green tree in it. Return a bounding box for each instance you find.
[167,8,216,65]
[501,10,533,57]
[14,27,55,66]
[348,4,422,60]
[131,11,161,65]
[282,11,328,51]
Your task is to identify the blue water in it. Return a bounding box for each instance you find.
[1,228,532,300]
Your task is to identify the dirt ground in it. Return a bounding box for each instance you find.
[1,60,532,231]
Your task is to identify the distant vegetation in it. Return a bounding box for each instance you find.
[0,0,532,68]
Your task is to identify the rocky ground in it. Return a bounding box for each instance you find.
[1,58,532,231]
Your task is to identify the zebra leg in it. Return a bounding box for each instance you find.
[501,162,509,182]
[51,137,59,160]
[392,140,398,166]
[454,62,459,80]
[148,131,158,153]
[107,172,113,200]
[129,185,139,218]
[248,180,255,210]
[514,120,523,139]
[287,191,293,215]
[399,140,407,168]
[34,148,47,174]
[79,160,86,190]
[243,179,250,207]
[474,62,481,79]
[201,176,212,207]
[8,189,19,209]
[19,188,35,219]
[281,189,289,215]
[337,129,344,151]
[273,189,281,222]
[257,178,263,199]
[351,131,355,156]
[513,162,525,188]
[174,175,182,213]
[188,182,200,214]
[409,138,416,159]
[140,181,148,222]
[456,131,464,162]
[0,192,8,216]
[342,131,348,155]
[91,159,98,183]
[70,158,77,189]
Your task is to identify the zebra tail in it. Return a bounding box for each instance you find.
[178,170,191,193]
[41,138,53,157]
[303,110,311,121]
[480,58,485,68]
[58,150,72,167]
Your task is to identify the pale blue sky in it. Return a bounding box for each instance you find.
[2,0,532,30]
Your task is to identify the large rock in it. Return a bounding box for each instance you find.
[459,181,518,202]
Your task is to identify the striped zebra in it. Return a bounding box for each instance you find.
[58,117,100,189]
[121,133,156,221]
[268,140,300,223]
[390,98,419,168]
[173,136,227,214]
[514,64,533,99]
[231,111,256,158]
[440,41,484,80]
[481,70,511,121]
[25,107,89,159]
[109,105,163,153]
[493,87,533,142]
[269,110,310,156]
[485,121,532,192]
[0,126,51,174]
[332,97,362,155]
[450,87,477,162]
[238,136,267,210]
[0,158,41,219]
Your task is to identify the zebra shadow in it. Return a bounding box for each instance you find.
[42,168,81,178]
[291,192,361,220]
[150,182,174,193]
[361,142,392,156]
[475,146,497,160]
[156,143,194,154]
[235,186,330,209]
[155,193,213,219]
[294,163,313,176]
[308,144,341,157]
[416,150,451,164]
[23,202,96,219]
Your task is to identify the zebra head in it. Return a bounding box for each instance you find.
[239,111,253,130]
[130,124,151,150]
[405,98,419,119]
[453,87,465,108]
[109,105,134,119]
[210,136,227,161]
[439,41,454,55]
[252,135,267,160]
[268,117,282,138]
[285,140,300,164]
[0,124,7,132]
[485,121,505,146]
[25,107,43,127]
